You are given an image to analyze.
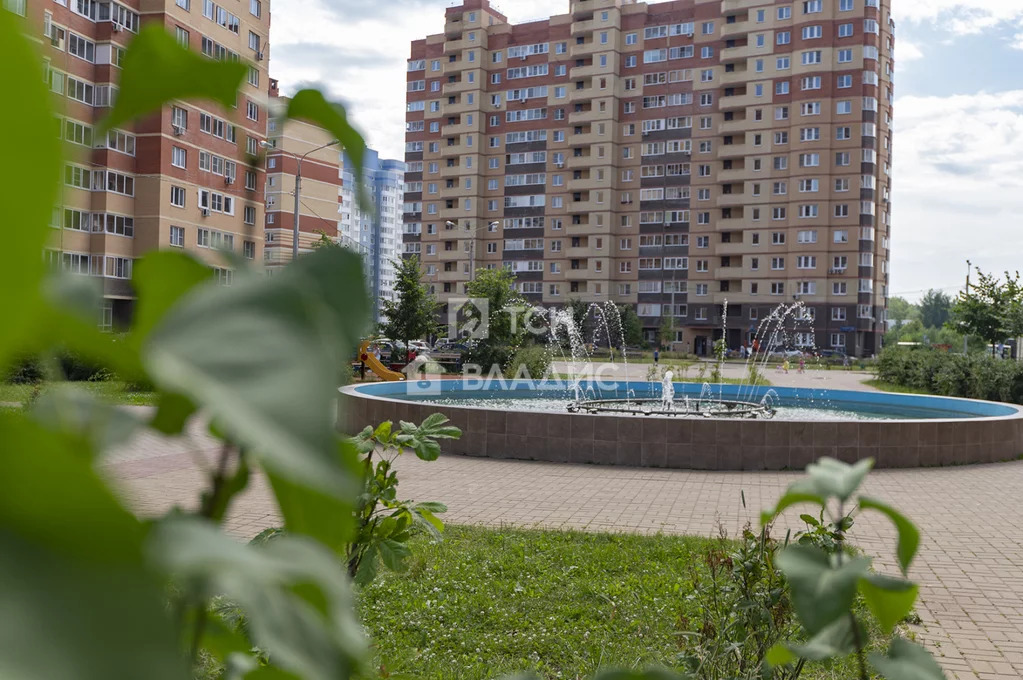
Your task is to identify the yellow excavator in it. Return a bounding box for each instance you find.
[357,340,405,381]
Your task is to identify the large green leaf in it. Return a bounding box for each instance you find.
[132,251,214,348]
[868,637,947,680]
[266,440,362,554]
[806,457,874,503]
[859,573,919,635]
[0,414,186,680]
[775,545,871,634]
[0,11,62,369]
[150,517,366,680]
[101,24,246,132]
[773,615,860,663]
[859,497,921,575]
[30,385,142,454]
[284,90,366,179]
[760,486,826,526]
[143,248,369,497]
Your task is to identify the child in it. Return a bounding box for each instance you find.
[798,357,806,374]
[782,359,790,374]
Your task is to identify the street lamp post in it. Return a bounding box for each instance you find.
[291,139,340,260]
[446,220,500,288]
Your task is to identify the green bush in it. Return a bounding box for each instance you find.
[505,344,552,380]
[877,347,1023,403]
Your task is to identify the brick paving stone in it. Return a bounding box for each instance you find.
[104,415,1023,679]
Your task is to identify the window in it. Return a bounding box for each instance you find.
[834,230,849,243]
[248,31,260,51]
[777,56,790,70]
[838,48,853,63]
[838,23,854,38]
[803,0,822,13]
[249,0,260,16]
[776,31,790,45]
[840,0,854,9]
[169,185,186,207]
[802,50,822,65]
[837,100,853,115]
[68,33,96,62]
[243,240,255,259]
[777,6,791,19]
[837,75,852,89]
[776,81,789,95]
[246,100,258,120]
[802,25,822,39]
[171,146,186,168]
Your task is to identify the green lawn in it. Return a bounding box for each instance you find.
[862,379,934,396]
[0,381,158,407]
[357,526,881,680]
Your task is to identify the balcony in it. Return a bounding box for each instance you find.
[716,242,750,256]
[715,193,748,208]
[721,21,749,39]
[722,0,768,11]
[442,59,463,75]
[718,118,756,134]
[570,18,596,35]
[567,108,604,124]
[717,168,750,182]
[570,40,603,58]
[569,87,595,103]
[569,131,605,145]
[718,92,761,110]
[443,38,467,54]
[714,217,750,231]
[714,266,745,279]
[569,63,605,79]
[568,176,611,191]
[717,143,752,158]
[442,79,477,95]
[720,69,751,85]
[720,44,756,61]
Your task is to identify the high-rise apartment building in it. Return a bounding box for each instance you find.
[265,80,344,270]
[340,149,406,320]
[16,0,269,328]
[404,0,893,357]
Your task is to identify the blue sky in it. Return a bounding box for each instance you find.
[270,0,1023,300]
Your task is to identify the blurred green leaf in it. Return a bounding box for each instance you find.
[267,441,361,554]
[760,487,825,526]
[150,391,198,435]
[868,637,947,680]
[775,545,871,634]
[0,414,186,680]
[377,538,412,571]
[0,12,62,369]
[144,248,369,497]
[859,573,919,635]
[284,89,366,179]
[151,517,366,680]
[101,24,246,132]
[806,457,874,503]
[30,385,142,453]
[782,615,860,661]
[766,643,797,667]
[859,497,921,576]
[132,251,213,349]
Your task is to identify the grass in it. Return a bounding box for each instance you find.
[357,525,881,680]
[0,380,158,406]
[862,379,935,396]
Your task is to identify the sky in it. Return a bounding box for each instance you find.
[269,0,1023,301]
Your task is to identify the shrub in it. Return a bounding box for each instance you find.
[877,346,1023,404]
[505,344,551,380]
[5,357,43,384]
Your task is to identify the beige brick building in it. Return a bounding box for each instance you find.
[404,0,894,356]
[17,0,269,327]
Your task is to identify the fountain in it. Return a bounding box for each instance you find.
[340,301,1023,470]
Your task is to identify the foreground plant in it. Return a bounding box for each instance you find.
[762,458,944,680]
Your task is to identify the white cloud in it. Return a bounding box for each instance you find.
[895,0,1023,33]
[891,91,1023,298]
[898,40,924,61]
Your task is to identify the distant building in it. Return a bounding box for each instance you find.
[265,79,344,270]
[403,0,895,357]
[341,150,407,321]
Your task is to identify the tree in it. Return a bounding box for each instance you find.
[617,304,645,348]
[659,315,674,349]
[887,296,918,328]
[918,289,952,329]
[566,297,589,335]
[312,230,340,249]
[379,256,440,352]
[951,269,1018,356]
[462,267,529,371]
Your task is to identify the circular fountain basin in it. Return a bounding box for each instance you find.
[338,380,1023,470]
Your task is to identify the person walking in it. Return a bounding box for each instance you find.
[798,356,806,374]
[782,359,791,374]
[653,348,660,366]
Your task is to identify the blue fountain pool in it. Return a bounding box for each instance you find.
[354,380,1020,422]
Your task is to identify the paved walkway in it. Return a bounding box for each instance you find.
[106,405,1023,680]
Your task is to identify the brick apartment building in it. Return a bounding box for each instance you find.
[403,0,894,356]
[16,0,269,327]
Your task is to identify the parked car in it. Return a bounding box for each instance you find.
[433,340,469,354]
[817,349,848,360]
[408,341,431,353]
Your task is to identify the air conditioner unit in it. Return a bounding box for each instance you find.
[520,55,527,60]
[642,130,649,136]
[224,176,234,185]
[200,208,210,217]
[172,125,184,136]
[110,21,121,32]
[256,51,264,61]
